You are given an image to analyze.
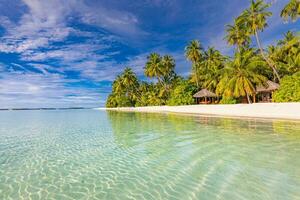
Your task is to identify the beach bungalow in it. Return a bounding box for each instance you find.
[255,80,280,102]
[193,89,218,104]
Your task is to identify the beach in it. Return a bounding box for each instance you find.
[102,103,300,120]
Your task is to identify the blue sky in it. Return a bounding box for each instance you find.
[0,0,298,108]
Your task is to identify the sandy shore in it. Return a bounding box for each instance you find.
[99,103,300,120]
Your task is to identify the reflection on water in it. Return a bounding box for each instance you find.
[0,110,300,200]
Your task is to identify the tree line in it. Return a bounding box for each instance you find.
[106,0,300,107]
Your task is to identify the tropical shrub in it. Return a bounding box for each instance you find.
[167,80,197,106]
[106,94,133,108]
[219,96,237,104]
[273,72,300,102]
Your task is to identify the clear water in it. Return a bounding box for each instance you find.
[0,110,300,200]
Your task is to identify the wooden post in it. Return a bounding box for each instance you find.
[271,91,273,102]
[205,97,207,104]
[253,95,256,103]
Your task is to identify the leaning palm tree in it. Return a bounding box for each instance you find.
[238,0,281,82]
[185,40,203,88]
[217,49,267,104]
[225,19,251,52]
[281,0,300,22]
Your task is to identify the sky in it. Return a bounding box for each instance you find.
[0,0,298,108]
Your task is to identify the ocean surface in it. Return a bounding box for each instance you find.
[0,109,300,200]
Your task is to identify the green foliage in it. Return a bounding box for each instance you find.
[167,80,197,106]
[225,19,251,51]
[216,49,267,103]
[273,72,300,102]
[238,0,272,35]
[281,0,300,22]
[219,96,237,104]
[106,68,140,107]
[106,94,133,108]
[200,47,226,91]
[268,31,300,77]
[144,53,175,85]
[135,82,165,106]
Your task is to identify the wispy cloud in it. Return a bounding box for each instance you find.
[0,70,105,108]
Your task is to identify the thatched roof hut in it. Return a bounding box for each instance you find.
[193,89,217,98]
[256,80,279,93]
[255,80,280,102]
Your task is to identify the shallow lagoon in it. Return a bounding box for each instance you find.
[0,110,300,199]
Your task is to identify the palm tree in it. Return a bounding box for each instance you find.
[279,31,296,44]
[106,94,118,108]
[122,67,141,100]
[161,55,175,76]
[185,40,203,88]
[144,53,163,84]
[201,47,226,91]
[238,0,281,82]
[217,49,267,104]
[112,75,125,94]
[275,31,300,75]
[281,0,300,22]
[225,19,251,52]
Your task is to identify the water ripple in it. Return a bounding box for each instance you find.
[0,110,300,200]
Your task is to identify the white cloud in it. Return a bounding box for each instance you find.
[0,0,143,55]
[0,71,105,108]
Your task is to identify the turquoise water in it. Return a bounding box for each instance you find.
[0,110,300,200]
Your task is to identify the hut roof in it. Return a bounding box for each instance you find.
[193,89,217,98]
[256,80,280,93]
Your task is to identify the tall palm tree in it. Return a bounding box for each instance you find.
[158,55,176,98]
[217,49,267,104]
[238,0,281,82]
[225,20,251,52]
[185,40,203,88]
[144,53,163,84]
[281,0,300,22]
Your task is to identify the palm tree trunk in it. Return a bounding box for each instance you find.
[237,45,241,53]
[134,86,142,99]
[193,63,200,89]
[246,93,252,104]
[254,30,281,82]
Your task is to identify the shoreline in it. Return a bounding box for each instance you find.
[99,103,300,120]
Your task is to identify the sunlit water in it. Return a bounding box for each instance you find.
[0,110,300,200]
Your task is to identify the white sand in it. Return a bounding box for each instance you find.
[99,103,300,120]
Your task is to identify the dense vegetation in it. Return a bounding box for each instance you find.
[106,0,300,107]
[273,72,300,102]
